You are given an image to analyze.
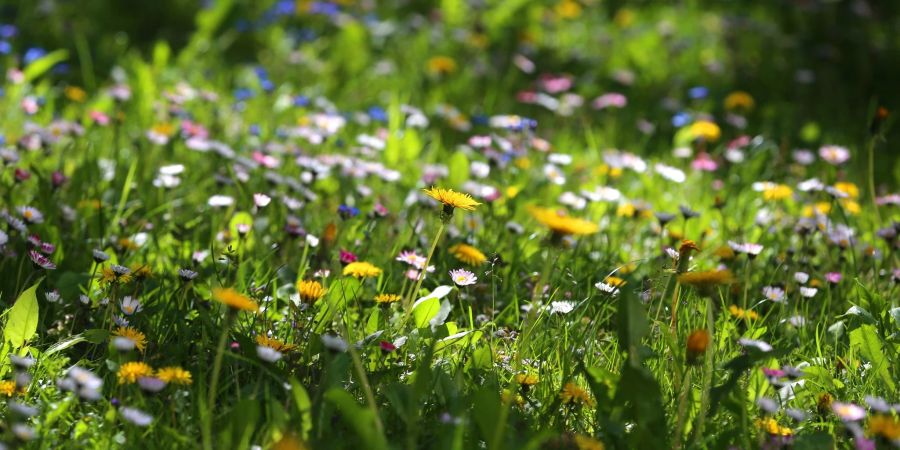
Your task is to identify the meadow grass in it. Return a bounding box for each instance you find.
[0,2,899,449]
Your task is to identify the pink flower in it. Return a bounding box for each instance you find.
[253,193,272,208]
[540,75,573,94]
[90,111,110,126]
[592,93,627,109]
[727,135,751,149]
[29,250,56,270]
[450,268,477,286]
[691,152,718,172]
[340,249,358,265]
[379,341,397,353]
[825,272,842,284]
[252,151,280,169]
[516,91,538,103]
[819,145,850,165]
[832,402,866,421]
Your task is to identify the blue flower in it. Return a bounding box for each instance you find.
[293,95,310,107]
[338,205,360,219]
[234,88,254,102]
[23,47,46,65]
[672,112,692,127]
[0,25,17,39]
[688,86,708,99]
[368,106,387,122]
[272,0,295,15]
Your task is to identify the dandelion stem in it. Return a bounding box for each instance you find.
[402,221,445,320]
[672,370,693,449]
[203,313,233,450]
[690,296,716,447]
[866,136,882,226]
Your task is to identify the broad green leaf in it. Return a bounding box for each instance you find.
[412,297,440,329]
[447,151,469,189]
[401,128,422,162]
[324,388,387,450]
[384,94,402,166]
[471,387,502,449]
[613,364,669,449]
[84,329,111,344]
[434,330,482,353]
[365,309,380,335]
[4,279,42,348]
[849,324,895,391]
[23,50,69,82]
[289,377,313,440]
[46,334,88,356]
[616,287,648,362]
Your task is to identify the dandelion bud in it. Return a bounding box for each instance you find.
[686,329,710,364]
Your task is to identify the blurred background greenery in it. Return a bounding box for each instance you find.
[2,0,898,181]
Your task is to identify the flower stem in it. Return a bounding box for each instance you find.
[867,136,882,226]
[402,221,445,321]
[203,313,233,450]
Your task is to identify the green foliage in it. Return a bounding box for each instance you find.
[4,279,42,349]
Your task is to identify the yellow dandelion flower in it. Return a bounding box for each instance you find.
[574,435,605,450]
[130,263,152,280]
[501,389,525,408]
[686,329,710,362]
[256,335,297,353]
[560,382,595,407]
[688,120,721,142]
[343,261,383,278]
[151,123,175,137]
[617,262,638,275]
[713,245,735,260]
[514,157,531,170]
[763,184,793,201]
[724,91,755,111]
[0,380,16,397]
[427,56,457,75]
[297,280,327,303]
[867,414,900,440]
[211,288,259,312]
[423,187,481,211]
[616,203,636,218]
[555,0,583,19]
[728,305,759,321]
[840,199,861,215]
[117,361,154,384]
[802,202,832,217]
[118,238,139,250]
[515,373,539,387]
[449,243,487,266]
[614,7,635,28]
[374,293,402,304]
[529,206,599,236]
[604,276,626,287]
[272,434,310,450]
[99,266,132,285]
[65,86,87,102]
[156,366,193,385]
[756,418,792,436]
[677,270,735,288]
[113,326,147,352]
[833,182,859,198]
